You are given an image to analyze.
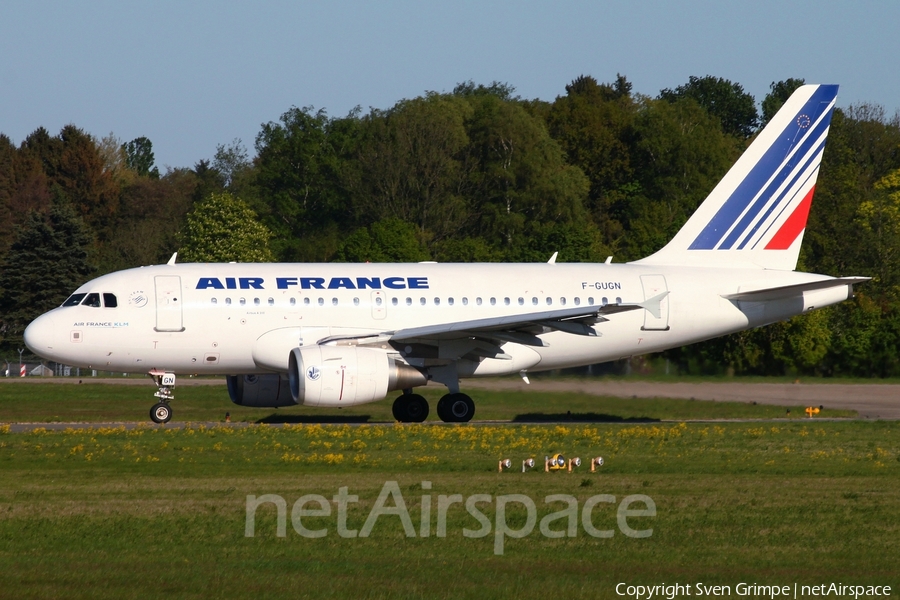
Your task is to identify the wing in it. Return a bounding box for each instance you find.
[316,293,668,362]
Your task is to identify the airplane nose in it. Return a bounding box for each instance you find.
[24,312,60,359]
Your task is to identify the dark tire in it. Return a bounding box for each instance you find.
[150,402,172,424]
[436,395,451,422]
[392,394,429,423]
[404,394,429,423]
[438,393,475,423]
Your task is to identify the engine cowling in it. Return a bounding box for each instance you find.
[288,345,426,407]
[227,373,298,407]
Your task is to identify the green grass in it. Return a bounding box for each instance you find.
[1,420,898,599]
[0,380,857,423]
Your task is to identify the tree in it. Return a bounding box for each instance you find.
[0,203,94,350]
[123,137,160,179]
[254,106,354,260]
[349,94,471,241]
[178,192,275,262]
[334,218,429,262]
[659,75,759,138]
[213,138,251,188]
[761,78,805,126]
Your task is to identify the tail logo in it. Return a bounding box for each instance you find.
[689,85,838,252]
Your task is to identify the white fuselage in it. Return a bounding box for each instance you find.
[25,262,850,378]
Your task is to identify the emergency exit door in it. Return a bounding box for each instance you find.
[640,274,670,331]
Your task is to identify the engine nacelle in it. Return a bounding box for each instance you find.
[288,345,426,407]
[227,373,298,407]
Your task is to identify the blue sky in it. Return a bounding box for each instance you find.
[2,1,897,169]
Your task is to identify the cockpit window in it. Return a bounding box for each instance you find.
[82,293,102,308]
[62,293,87,307]
[103,293,118,308]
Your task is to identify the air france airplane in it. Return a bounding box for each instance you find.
[25,84,867,424]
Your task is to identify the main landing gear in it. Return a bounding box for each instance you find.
[392,391,476,423]
[149,371,176,424]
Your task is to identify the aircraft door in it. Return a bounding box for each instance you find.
[155,275,185,332]
[640,274,670,331]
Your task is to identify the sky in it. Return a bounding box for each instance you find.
[2,1,898,170]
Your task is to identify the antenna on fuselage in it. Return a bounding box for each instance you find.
[167,252,177,265]
[547,252,558,264]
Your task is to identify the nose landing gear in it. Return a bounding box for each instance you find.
[149,371,175,424]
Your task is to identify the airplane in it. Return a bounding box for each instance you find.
[24,84,868,424]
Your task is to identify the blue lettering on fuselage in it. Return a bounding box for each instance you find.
[198,276,430,290]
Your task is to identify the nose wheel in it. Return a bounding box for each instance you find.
[149,371,176,424]
[150,402,172,424]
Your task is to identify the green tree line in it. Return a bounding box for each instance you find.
[2,75,899,377]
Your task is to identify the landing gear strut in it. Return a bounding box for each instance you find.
[149,371,175,424]
[392,393,429,423]
[437,393,475,423]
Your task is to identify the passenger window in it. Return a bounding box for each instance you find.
[476,297,482,306]
[532,297,538,305]
[303,298,310,306]
[318,298,324,306]
[546,297,552,306]
[462,297,468,306]
[353,297,360,306]
[601,297,608,306]
[62,293,86,307]
[82,293,101,308]
[504,297,510,306]
[254,298,260,306]
[574,297,581,306]
[589,297,595,306]
[560,297,567,306]
[448,297,454,306]
[490,297,496,306]
[225,298,232,305]
[332,298,338,306]
[268,298,274,306]
[434,297,440,306]
[518,297,524,305]
[420,297,426,306]
[616,297,622,304]
[392,298,398,306]
[211,298,218,305]
[290,298,297,306]
[406,297,412,306]
[239,298,246,306]
[103,293,118,308]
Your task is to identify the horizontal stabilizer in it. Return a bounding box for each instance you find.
[721,277,869,302]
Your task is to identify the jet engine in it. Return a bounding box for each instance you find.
[288,345,426,407]
[227,373,297,407]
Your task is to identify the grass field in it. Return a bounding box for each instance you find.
[0,380,858,423]
[1,416,898,597]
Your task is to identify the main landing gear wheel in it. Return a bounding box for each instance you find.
[392,394,429,423]
[150,402,172,424]
[437,393,475,423]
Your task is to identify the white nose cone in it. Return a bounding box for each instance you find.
[24,312,58,359]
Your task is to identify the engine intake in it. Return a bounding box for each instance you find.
[288,345,426,407]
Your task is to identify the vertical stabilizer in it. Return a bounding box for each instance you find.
[634,84,839,270]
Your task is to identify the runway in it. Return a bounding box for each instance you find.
[463,378,900,419]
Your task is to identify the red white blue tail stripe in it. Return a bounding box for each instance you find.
[636,84,839,271]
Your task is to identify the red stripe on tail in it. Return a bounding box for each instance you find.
[765,186,815,250]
